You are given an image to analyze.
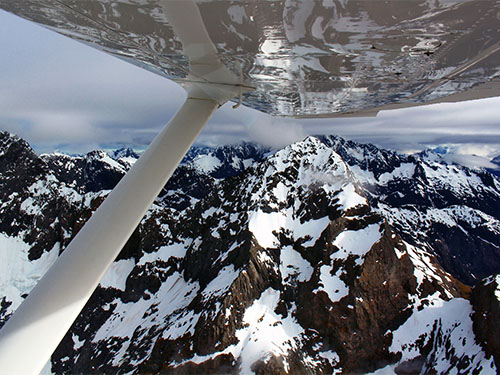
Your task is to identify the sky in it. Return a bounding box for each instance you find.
[1,9,500,164]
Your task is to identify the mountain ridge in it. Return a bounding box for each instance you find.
[0,131,499,374]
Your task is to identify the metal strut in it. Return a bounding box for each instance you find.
[0,96,220,375]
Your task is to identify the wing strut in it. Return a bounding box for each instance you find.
[0,95,223,374]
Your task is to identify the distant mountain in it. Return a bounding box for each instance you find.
[0,131,499,374]
[182,142,269,179]
[490,155,500,178]
[108,147,140,161]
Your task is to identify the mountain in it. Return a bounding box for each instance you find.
[161,142,269,210]
[490,155,500,178]
[0,131,499,374]
[109,147,140,161]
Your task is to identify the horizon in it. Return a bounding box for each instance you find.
[3,129,498,173]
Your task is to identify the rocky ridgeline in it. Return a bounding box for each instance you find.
[0,131,499,374]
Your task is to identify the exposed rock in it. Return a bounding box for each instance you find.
[471,275,500,370]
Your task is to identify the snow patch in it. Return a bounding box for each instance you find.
[101,154,126,172]
[248,209,331,249]
[0,234,59,314]
[193,155,222,173]
[318,349,340,366]
[316,266,349,303]
[72,333,85,350]
[138,242,187,265]
[335,183,367,211]
[378,163,415,184]
[202,265,239,299]
[315,224,382,303]
[189,288,304,374]
[248,211,285,248]
[495,275,500,302]
[99,258,135,291]
[390,298,496,374]
[333,223,382,263]
[280,246,313,284]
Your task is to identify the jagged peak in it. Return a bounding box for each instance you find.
[0,131,21,144]
[108,147,140,160]
[85,150,107,159]
[180,141,268,179]
[318,134,400,157]
[227,135,366,217]
[0,131,36,157]
[184,141,268,162]
[268,135,348,174]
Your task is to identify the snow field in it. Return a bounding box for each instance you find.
[248,209,331,249]
[93,271,200,367]
[279,246,313,284]
[99,258,135,291]
[0,233,59,315]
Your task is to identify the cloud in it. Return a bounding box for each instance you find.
[246,114,307,149]
[453,144,500,158]
[291,98,500,156]
[441,154,497,170]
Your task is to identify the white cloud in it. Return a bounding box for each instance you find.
[441,154,497,170]
[245,114,306,149]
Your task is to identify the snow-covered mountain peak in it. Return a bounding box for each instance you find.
[181,142,268,179]
[107,147,140,168]
[268,136,351,183]
[108,147,140,160]
[211,136,367,225]
[0,131,29,155]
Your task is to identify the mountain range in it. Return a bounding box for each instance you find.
[0,131,499,374]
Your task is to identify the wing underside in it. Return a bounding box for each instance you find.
[1,0,499,117]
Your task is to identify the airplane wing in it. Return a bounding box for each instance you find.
[2,0,499,118]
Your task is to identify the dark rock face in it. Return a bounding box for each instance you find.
[0,132,499,374]
[0,132,88,260]
[471,275,500,370]
[295,223,419,373]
